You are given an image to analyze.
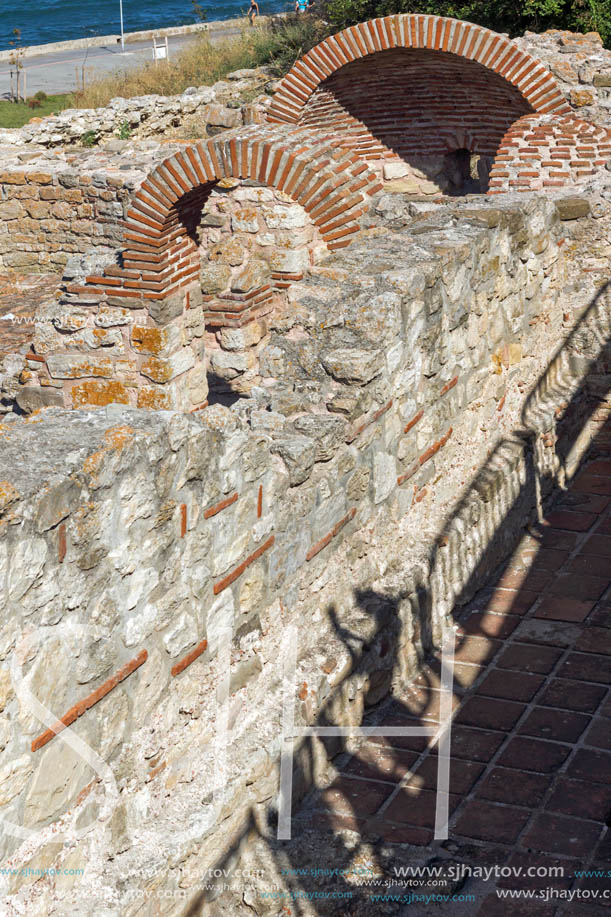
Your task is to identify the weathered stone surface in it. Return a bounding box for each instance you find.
[321,347,384,385]
[292,414,348,461]
[201,262,232,294]
[46,354,113,379]
[556,196,591,220]
[270,434,316,485]
[16,386,64,413]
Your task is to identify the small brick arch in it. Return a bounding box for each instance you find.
[82,126,382,313]
[267,15,570,126]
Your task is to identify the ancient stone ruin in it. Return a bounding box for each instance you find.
[0,14,610,915]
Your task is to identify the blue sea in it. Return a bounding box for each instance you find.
[0,0,287,51]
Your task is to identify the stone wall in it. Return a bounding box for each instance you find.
[12,126,381,411]
[0,70,270,149]
[0,191,610,911]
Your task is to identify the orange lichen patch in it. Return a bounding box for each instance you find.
[0,480,20,515]
[140,356,172,384]
[71,380,130,408]
[131,326,166,355]
[137,387,172,410]
[83,425,135,475]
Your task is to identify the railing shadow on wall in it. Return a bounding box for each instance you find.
[181,279,610,915]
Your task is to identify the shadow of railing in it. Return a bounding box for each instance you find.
[182,279,611,914]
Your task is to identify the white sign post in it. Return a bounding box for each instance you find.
[119,0,125,51]
[152,36,170,64]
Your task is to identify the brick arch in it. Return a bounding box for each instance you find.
[85,126,381,314]
[78,125,381,322]
[488,112,611,193]
[267,15,570,126]
[36,127,381,412]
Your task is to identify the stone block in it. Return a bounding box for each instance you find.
[218,321,266,351]
[231,259,270,294]
[148,291,185,325]
[46,353,113,379]
[556,197,590,221]
[141,349,196,383]
[322,347,384,385]
[16,386,64,413]
[70,379,130,408]
[263,204,306,230]
[269,248,308,274]
[231,207,259,233]
[201,262,232,294]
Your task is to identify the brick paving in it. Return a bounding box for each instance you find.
[296,419,611,913]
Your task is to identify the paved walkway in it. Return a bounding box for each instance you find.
[0,27,242,98]
[289,419,611,914]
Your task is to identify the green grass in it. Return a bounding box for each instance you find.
[0,93,75,129]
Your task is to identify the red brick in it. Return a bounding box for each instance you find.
[171,638,208,677]
[366,819,433,845]
[496,643,562,674]
[546,777,611,821]
[453,800,530,844]
[576,626,611,656]
[31,649,148,752]
[319,776,392,817]
[386,787,460,828]
[484,588,539,616]
[546,573,608,602]
[453,635,501,666]
[543,509,598,531]
[497,736,571,773]
[477,894,555,916]
[534,596,594,622]
[522,813,602,856]
[559,652,611,684]
[58,523,67,564]
[340,744,419,782]
[584,718,611,751]
[538,678,607,713]
[461,612,520,639]
[499,852,579,891]
[430,725,505,763]
[203,491,238,519]
[405,757,484,795]
[518,706,590,743]
[455,696,526,731]
[213,535,275,595]
[581,534,611,557]
[475,766,549,807]
[476,669,544,702]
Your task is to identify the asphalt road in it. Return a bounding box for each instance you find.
[0,26,243,98]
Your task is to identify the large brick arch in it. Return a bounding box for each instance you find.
[267,15,570,126]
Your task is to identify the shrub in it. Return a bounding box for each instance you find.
[34,90,47,101]
[319,0,611,47]
[81,130,97,147]
[117,119,132,140]
[248,14,332,76]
